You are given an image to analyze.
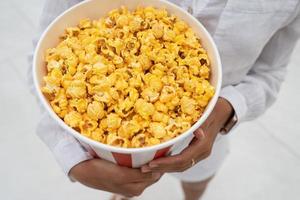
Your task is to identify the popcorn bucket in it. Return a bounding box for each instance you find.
[33,0,222,168]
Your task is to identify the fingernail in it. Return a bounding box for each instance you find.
[149,163,158,168]
[194,129,205,139]
[141,167,151,173]
[152,172,161,179]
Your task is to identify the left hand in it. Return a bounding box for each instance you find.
[141,97,234,173]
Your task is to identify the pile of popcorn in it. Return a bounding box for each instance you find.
[42,6,214,148]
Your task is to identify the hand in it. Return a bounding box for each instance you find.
[141,97,234,173]
[69,159,162,197]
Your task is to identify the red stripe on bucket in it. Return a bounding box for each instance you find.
[79,141,100,158]
[112,152,132,167]
[154,146,172,159]
[88,148,100,158]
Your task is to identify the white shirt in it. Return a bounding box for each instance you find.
[29,0,300,175]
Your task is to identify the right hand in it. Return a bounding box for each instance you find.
[69,159,162,197]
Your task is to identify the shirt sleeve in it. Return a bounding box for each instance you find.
[37,113,93,175]
[220,10,300,124]
[28,0,92,176]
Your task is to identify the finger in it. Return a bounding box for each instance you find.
[150,134,204,165]
[189,129,205,146]
[99,161,155,183]
[147,146,195,171]
[143,159,189,173]
[147,149,211,173]
[144,165,185,173]
[141,165,166,173]
[141,165,152,173]
[124,174,162,196]
[121,167,157,182]
[193,128,205,140]
[146,133,208,172]
[147,148,212,173]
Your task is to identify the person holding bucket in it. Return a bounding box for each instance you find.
[30,0,300,200]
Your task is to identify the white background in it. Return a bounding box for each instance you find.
[0,0,299,199]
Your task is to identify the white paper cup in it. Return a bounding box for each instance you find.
[33,0,222,168]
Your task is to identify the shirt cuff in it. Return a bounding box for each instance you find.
[53,138,93,176]
[219,85,248,126]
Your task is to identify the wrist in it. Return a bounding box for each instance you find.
[213,97,234,129]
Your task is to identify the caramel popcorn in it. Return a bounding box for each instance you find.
[42,6,214,148]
